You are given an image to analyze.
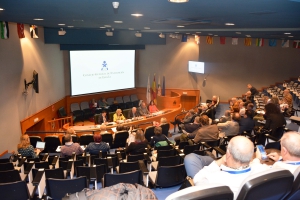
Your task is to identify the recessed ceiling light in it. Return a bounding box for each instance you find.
[175,32,179,33]
[131,13,143,17]
[214,35,218,36]
[225,23,235,26]
[0,8,4,11]
[114,21,123,23]
[284,32,291,35]
[144,27,150,29]
[246,35,251,37]
[168,0,189,3]
[208,33,213,35]
[128,28,134,30]
[177,25,185,28]
[58,24,65,26]
[104,25,111,27]
[288,36,294,38]
[196,32,201,33]
[33,18,44,21]
[186,33,190,34]
[100,27,106,29]
[236,32,241,34]
[67,26,74,28]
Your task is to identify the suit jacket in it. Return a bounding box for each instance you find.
[98,114,108,124]
[239,117,255,134]
[127,110,141,118]
[193,124,219,143]
[217,121,239,136]
[264,113,286,137]
[184,123,201,133]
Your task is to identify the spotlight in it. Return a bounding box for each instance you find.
[159,33,165,38]
[58,28,66,36]
[112,2,119,9]
[135,32,142,37]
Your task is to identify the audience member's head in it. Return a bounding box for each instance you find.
[160,117,167,124]
[194,116,200,124]
[265,103,280,115]
[141,102,146,108]
[199,115,209,126]
[270,96,280,106]
[231,97,237,105]
[227,136,254,167]
[245,109,254,119]
[232,112,241,122]
[263,96,270,104]
[247,84,252,89]
[239,102,244,108]
[239,108,245,117]
[64,133,72,143]
[101,110,107,116]
[246,103,254,110]
[66,128,76,135]
[135,129,146,142]
[132,107,137,113]
[212,96,218,102]
[116,124,125,131]
[280,131,300,161]
[189,109,195,115]
[100,124,107,132]
[154,126,162,135]
[150,100,155,105]
[17,134,30,149]
[93,134,102,143]
[283,89,290,96]
[115,108,122,116]
[245,91,251,97]
[224,110,231,117]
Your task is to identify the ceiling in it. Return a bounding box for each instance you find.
[0,0,300,40]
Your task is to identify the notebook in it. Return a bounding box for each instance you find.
[36,141,45,149]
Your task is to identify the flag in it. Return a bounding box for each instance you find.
[220,37,226,45]
[151,74,157,104]
[293,40,300,49]
[30,25,38,38]
[195,35,200,44]
[256,38,264,47]
[232,38,238,45]
[244,38,252,46]
[206,36,213,44]
[17,23,25,38]
[157,76,161,96]
[181,34,188,42]
[162,76,165,96]
[0,21,9,39]
[146,75,151,104]
[269,39,277,47]
[282,40,289,48]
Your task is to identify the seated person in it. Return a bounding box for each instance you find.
[281,89,293,116]
[150,126,167,147]
[98,97,109,107]
[97,110,108,124]
[17,134,40,158]
[116,124,126,132]
[181,116,201,133]
[90,98,97,108]
[173,109,195,133]
[193,115,219,143]
[149,100,159,113]
[85,134,110,155]
[128,107,140,119]
[61,130,84,157]
[217,113,240,137]
[246,103,255,118]
[113,109,126,122]
[138,101,151,116]
[126,129,149,155]
[218,110,232,123]
[207,95,218,109]
[239,109,255,134]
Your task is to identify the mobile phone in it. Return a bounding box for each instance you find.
[257,145,268,160]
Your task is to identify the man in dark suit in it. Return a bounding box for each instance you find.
[97,110,108,124]
[239,109,255,134]
[128,107,140,119]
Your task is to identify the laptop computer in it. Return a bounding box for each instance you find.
[36,141,45,149]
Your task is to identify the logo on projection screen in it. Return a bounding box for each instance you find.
[101,61,108,71]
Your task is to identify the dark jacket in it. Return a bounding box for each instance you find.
[126,141,148,155]
[239,117,255,134]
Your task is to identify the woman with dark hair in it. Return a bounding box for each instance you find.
[149,100,159,113]
[263,103,286,136]
[149,126,167,147]
[126,129,149,155]
[85,134,110,155]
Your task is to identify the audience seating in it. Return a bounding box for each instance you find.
[103,169,143,187]
[45,168,65,179]
[160,123,170,137]
[101,134,113,147]
[57,106,68,118]
[77,165,106,187]
[79,134,94,145]
[117,161,140,174]
[29,136,42,148]
[183,143,201,155]
[43,136,61,153]
[106,97,114,105]
[127,154,145,162]
[130,94,140,107]
[112,131,129,149]
[94,157,115,173]
[0,162,14,171]
[70,103,84,123]
[284,167,300,200]
[144,126,156,142]
[0,180,30,200]
[152,155,181,171]
[80,101,93,120]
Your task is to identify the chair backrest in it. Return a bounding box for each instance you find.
[101,134,113,147]
[119,161,140,173]
[155,145,174,151]
[115,96,124,103]
[0,180,30,200]
[79,134,94,145]
[80,101,90,110]
[0,162,14,171]
[103,169,142,187]
[123,95,131,103]
[58,107,67,118]
[0,158,10,163]
[70,103,81,112]
[144,126,155,142]
[160,123,170,137]
[204,139,220,148]
[46,177,87,199]
[130,94,139,102]
[62,134,78,145]
[106,97,115,105]
[29,136,42,148]
[157,149,176,159]
[44,136,61,153]
[94,158,115,172]
[113,131,129,148]
[179,142,189,149]
[127,154,145,162]
[45,167,64,179]
[34,161,50,169]
[284,166,300,200]
[236,168,294,200]
[165,183,233,200]
[184,143,201,155]
[0,169,21,183]
[158,155,181,167]
[77,165,106,183]
[156,164,186,187]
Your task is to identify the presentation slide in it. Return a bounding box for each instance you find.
[188,61,205,74]
[70,50,135,96]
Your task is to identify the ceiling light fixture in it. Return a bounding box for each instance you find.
[100,27,106,29]
[67,26,74,28]
[168,0,189,3]
[144,27,150,29]
[131,13,143,17]
[104,25,111,27]
[246,35,251,37]
[128,28,134,30]
[284,32,291,35]
[225,23,235,26]
[177,25,185,28]
[112,2,119,9]
[0,8,4,11]
[58,24,65,26]
[288,36,294,37]
[33,18,44,21]
[196,32,201,33]
[208,33,213,35]
[214,35,218,36]
[236,32,241,34]
[114,21,123,23]
[175,32,179,33]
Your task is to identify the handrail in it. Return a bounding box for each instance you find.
[48,116,73,131]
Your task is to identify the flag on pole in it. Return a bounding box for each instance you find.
[244,38,252,46]
[30,25,38,38]
[269,39,277,47]
[282,40,289,48]
[195,35,200,44]
[157,76,161,96]
[206,36,213,44]
[0,21,9,39]
[151,74,157,104]
[162,76,166,96]
[146,75,151,104]
[256,38,264,47]
[17,23,25,38]
[220,37,226,44]
[293,40,300,49]
[181,34,188,42]
[232,38,238,45]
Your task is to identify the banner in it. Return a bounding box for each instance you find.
[244,38,252,46]
[220,37,226,45]
[256,38,264,47]
[146,75,151,104]
[269,39,277,47]
[30,25,38,38]
[0,21,9,39]
[17,23,25,38]
[232,38,238,45]
[206,36,213,44]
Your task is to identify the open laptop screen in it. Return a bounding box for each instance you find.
[36,141,45,149]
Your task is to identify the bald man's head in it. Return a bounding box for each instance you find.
[227,136,254,164]
[281,131,300,158]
